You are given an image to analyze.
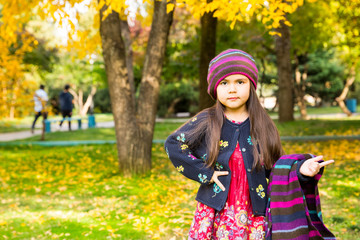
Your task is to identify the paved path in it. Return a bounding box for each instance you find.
[0,121,115,142]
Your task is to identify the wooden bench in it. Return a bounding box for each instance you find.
[44,115,96,133]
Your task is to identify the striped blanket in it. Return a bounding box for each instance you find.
[265,154,336,240]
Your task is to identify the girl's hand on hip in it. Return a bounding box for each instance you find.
[299,155,334,177]
[210,171,229,191]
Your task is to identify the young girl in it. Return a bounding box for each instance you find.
[164,49,334,240]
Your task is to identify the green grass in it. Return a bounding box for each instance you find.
[0,140,359,239]
[0,144,194,239]
[275,119,360,136]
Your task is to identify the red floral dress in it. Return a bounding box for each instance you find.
[188,121,265,240]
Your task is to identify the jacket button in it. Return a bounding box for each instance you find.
[242,148,246,152]
[247,168,251,172]
[251,187,254,191]
[236,129,239,132]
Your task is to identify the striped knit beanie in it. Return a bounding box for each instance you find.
[207,49,258,100]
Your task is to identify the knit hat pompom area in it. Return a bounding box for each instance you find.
[207,49,259,100]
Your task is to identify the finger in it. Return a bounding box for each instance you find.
[309,155,323,162]
[216,171,229,176]
[215,180,226,191]
[319,160,335,167]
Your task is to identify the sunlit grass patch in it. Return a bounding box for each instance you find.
[0,140,359,239]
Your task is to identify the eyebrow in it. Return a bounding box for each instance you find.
[223,77,248,81]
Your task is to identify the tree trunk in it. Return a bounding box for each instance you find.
[99,0,174,175]
[79,89,84,112]
[294,56,308,120]
[275,20,294,122]
[121,20,135,97]
[69,89,79,111]
[336,64,356,116]
[136,0,174,173]
[80,86,97,116]
[199,0,217,110]
[166,97,181,117]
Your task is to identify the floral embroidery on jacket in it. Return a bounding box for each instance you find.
[201,154,207,162]
[256,184,265,198]
[219,140,229,150]
[192,117,197,122]
[181,144,188,150]
[212,183,222,197]
[198,173,208,183]
[247,135,254,145]
[188,152,197,160]
[176,165,184,173]
[176,133,186,142]
[215,162,223,170]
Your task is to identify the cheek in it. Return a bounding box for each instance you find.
[216,87,226,96]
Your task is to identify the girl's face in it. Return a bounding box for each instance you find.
[216,74,250,113]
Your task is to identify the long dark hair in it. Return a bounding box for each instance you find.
[247,84,284,170]
[178,84,283,170]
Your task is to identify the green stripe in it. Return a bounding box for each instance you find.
[274,165,292,169]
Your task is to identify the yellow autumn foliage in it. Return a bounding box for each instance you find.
[0,0,310,118]
[180,0,310,30]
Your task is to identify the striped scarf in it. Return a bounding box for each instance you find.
[265,154,336,240]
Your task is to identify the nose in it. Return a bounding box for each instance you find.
[228,83,237,93]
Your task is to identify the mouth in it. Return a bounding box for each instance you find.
[227,97,239,100]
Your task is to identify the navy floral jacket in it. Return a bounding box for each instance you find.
[165,111,309,216]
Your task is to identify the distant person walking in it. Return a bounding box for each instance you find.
[31,84,48,134]
[59,84,74,131]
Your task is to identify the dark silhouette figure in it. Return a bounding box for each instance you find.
[59,84,73,131]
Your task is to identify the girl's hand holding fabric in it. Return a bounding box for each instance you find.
[299,155,334,177]
[210,171,229,191]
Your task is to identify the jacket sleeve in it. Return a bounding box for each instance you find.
[164,115,214,185]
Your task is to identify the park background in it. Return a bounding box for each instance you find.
[0,0,360,239]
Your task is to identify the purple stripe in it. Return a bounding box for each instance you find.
[271,176,299,185]
[316,194,321,206]
[272,218,308,231]
[208,56,258,79]
[270,187,302,196]
[209,55,257,72]
[209,50,254,65]
[279,154,303,160]
[268,172,297,188]
[271,170,297,181]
